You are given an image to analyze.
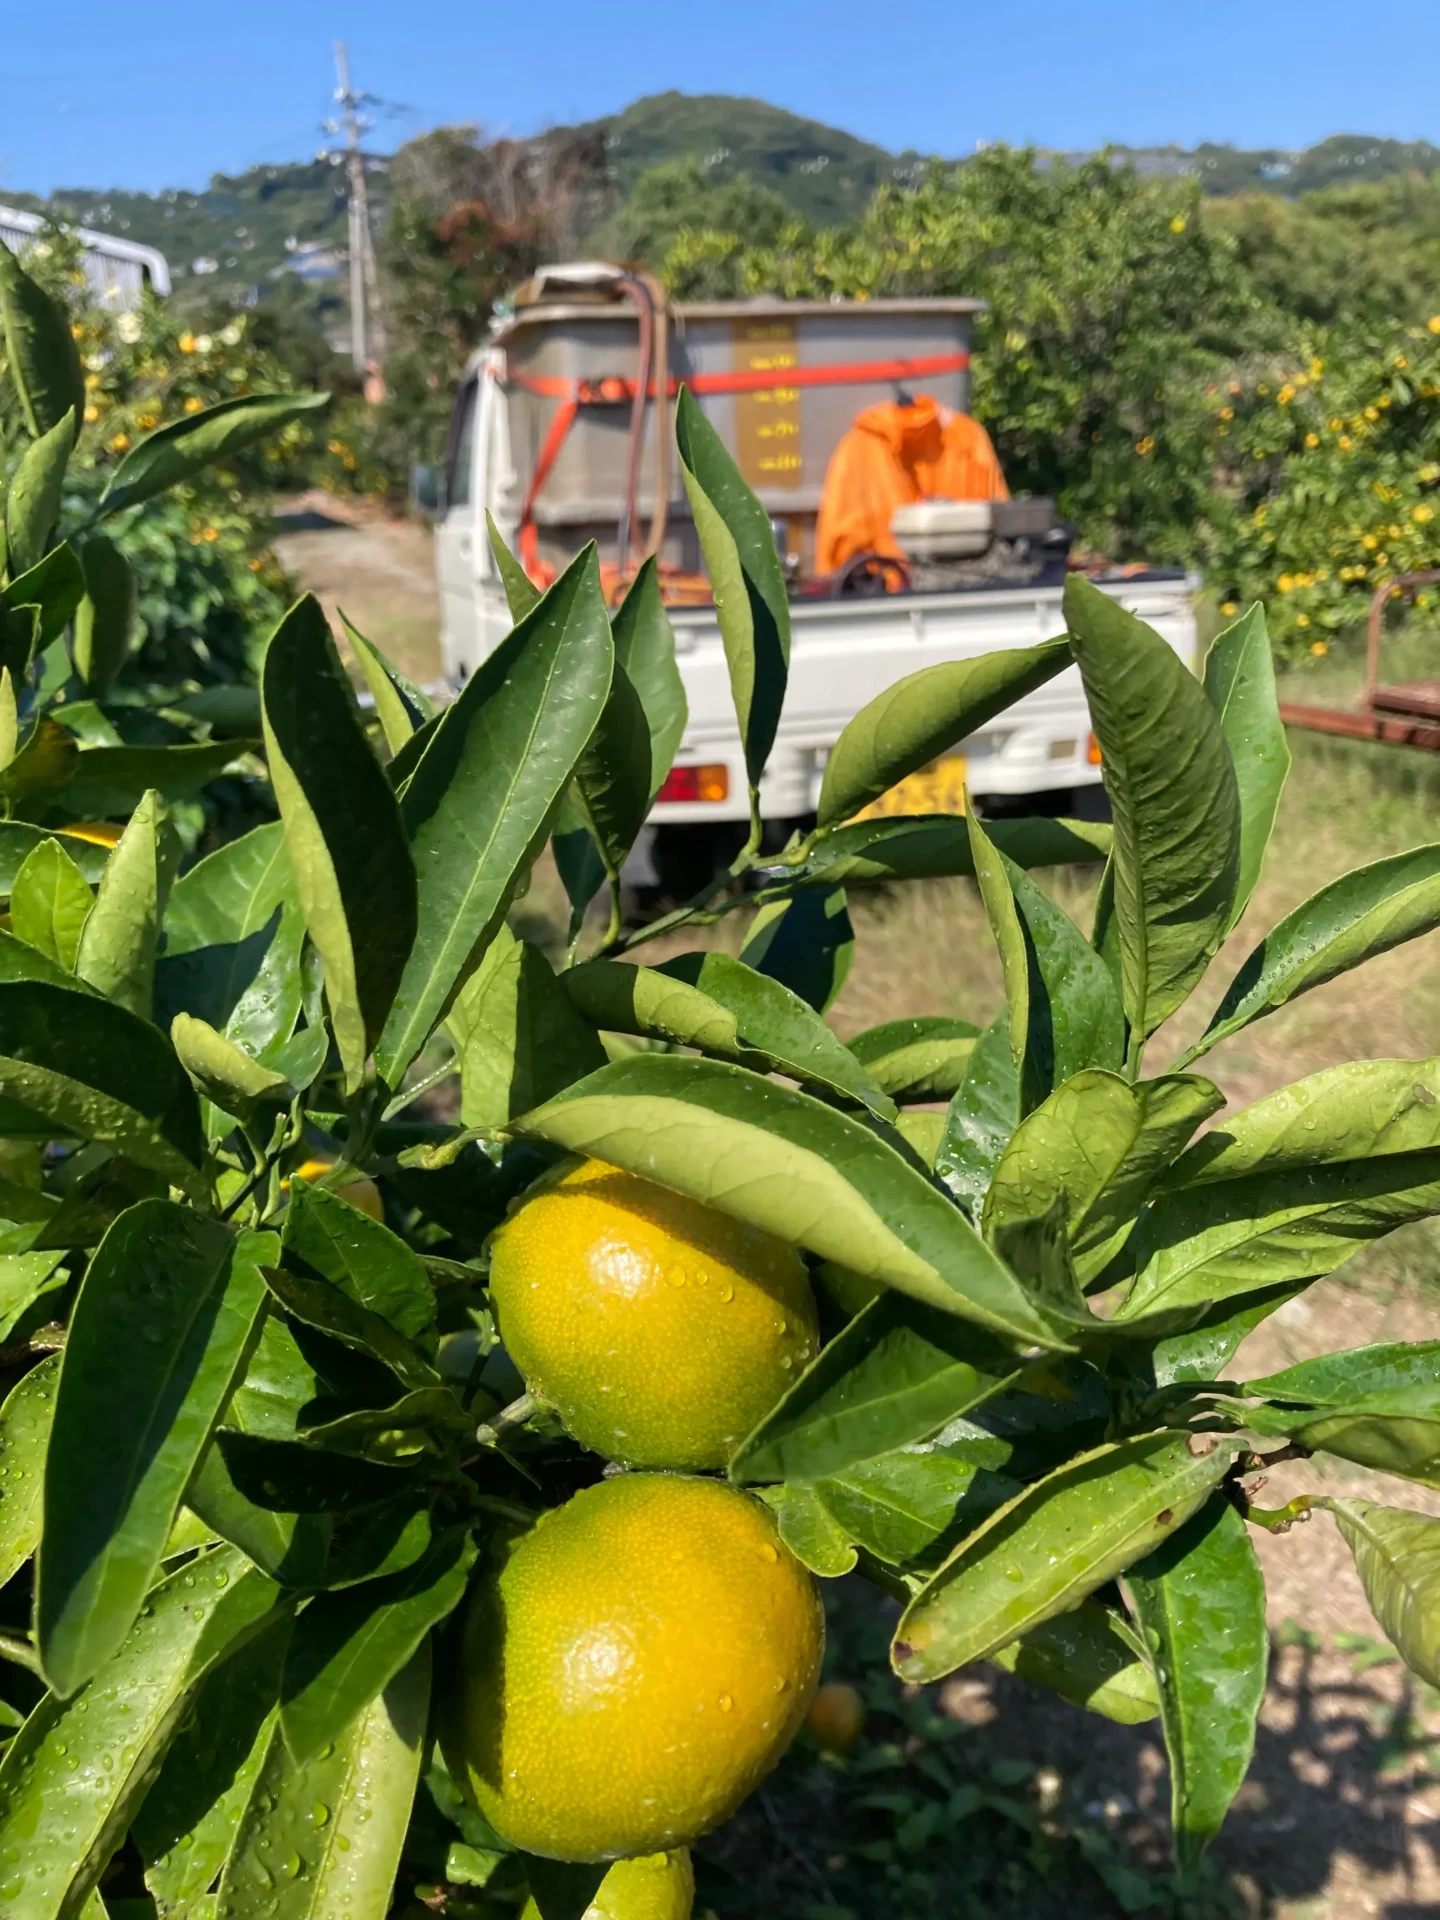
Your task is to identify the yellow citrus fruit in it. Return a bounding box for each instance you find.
[489,1158,819,1468]
[806,1681,867,1753]
[443,1472,824,1861]
[289,1155,384,1222]
[519,1850,694,1920]
[59,821,124,849]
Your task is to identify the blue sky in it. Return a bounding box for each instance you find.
[6,0,1438,196]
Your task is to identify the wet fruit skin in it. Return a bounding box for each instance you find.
[806,1681,868,1753]
[442,1472,824,1862]
[519,1849,694,1920]
[489,1157,819,1469]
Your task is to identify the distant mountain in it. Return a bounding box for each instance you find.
[543,90,923,230]
[5,98,1435,314]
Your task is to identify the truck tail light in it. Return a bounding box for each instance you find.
[657,763,730,803]
[1087,733,1103,765]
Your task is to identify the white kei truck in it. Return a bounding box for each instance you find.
[421,264,1196,895]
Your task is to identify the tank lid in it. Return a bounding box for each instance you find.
[492,292,987,342]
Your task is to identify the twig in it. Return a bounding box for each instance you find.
[475,1393,536,1448]
[0,1631,41,1673]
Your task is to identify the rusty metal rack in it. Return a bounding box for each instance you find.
[1280,571,1440,750]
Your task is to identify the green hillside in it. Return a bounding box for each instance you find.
[4,95,1436,315]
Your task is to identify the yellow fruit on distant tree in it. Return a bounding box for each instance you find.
[519,1850,694,1920]
[489,1158,819,1468]
[289,1154,384,1221]
[806,1681,868,1753]
[442,1472,824,1861]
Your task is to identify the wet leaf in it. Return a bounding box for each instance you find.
[892,1431,1241,1682]
[989,1602,1160,1726]
[1327,1499,1440,1689]
[0,1352,61,1590]
[39,1208,276,1696]
[1128,1499,1268,1875]
[1203,603,1288,928]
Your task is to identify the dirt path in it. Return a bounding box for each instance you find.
[270,491,442,688]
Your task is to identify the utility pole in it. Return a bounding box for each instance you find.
[333,43,383,374]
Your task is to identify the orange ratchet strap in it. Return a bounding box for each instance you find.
[510,351,971,570]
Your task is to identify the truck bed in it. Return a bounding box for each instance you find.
[652,570,1197,826]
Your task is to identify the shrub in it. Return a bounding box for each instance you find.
[4,255,1440,1918]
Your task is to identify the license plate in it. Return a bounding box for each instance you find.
[851,755,968,822]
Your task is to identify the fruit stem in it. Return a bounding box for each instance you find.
[475,1393,536,1447]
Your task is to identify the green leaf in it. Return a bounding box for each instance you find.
[730,1290,1029,1484]
[934,1016,1020,1215]
[0,1547,277,1920]
[891,1431,1242,1683]
[261,595,417,1094]
[75,790,178,1017]
[982,1070,1224,1282]
[816,1443,1008,1569]
[282,1181,437,1348]
[740,886,854,1013]
[133,1618,288,1917]
[214,1428,428,1515]
[219,1641,428,1920]
[72,536,135,696]
[675,385,789,797]
[38,1207,276,1696]
[989,1602,1160,1726]
[1246,1397,1440,1487]
[1185,844,1440,1064]
[376,547,613,1085]
[98,392,330,517]
[782,812,1111,890]
[485,511,542,618]
[1122,1150,1440,1321]
[280,1530,475,1761]
[0,669,13,773]
[261,1264,440,1392]
[54,740,253,821]
[818,642,1071,828]
[755,1482,857,1577]
[1063,574,1240,1040]
[448,925,606,1130]
[570,657,651,881]
[1127,1498,1267,1876]
[967,809,1125,1111]
[5,409,74,578]
[571,950,896,1117]
[1326,1499,1440,1689]
[0,981,202,1189]
[0,719,78,805]
[846,1017,979,1104]
[185,1443,333,1592]
[10,838,92,970]
[1122,1059,1440,1318]
[341,613,433,759]
[1170,1056,1440,1187]
[2,543,86,659]
[512,1053,1074,1350]
[0,238,85,441]
[296,1389,468,1466]
[171,1013,289,1123]
[158,822,304,1064]
[1246,1341,1440,1406]
[611,556,687,801]
[0,1352,60,1590]
[1203,604,1288,929]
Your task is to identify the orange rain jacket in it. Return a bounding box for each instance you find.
[814,396,1009,576]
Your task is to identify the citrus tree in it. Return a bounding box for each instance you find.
[1,245,1440,1920]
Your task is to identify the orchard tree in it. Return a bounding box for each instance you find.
[2,244,1440,1919]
